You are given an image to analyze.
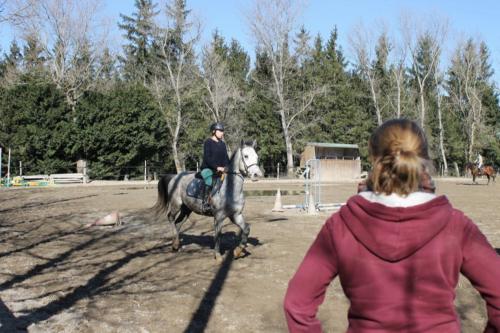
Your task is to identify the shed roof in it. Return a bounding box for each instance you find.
[306,142,359,149]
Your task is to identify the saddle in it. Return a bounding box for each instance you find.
[186,174,222,199]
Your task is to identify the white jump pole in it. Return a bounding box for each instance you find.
[7,148,11,184]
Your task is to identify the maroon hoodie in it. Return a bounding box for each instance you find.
[284,195,500,332]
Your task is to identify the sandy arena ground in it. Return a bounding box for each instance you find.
[0,178,499,332]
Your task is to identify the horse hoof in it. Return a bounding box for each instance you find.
[215,253,223,264]
[234,246,248,259]
[172,240,181,252]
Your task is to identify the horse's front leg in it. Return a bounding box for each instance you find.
[213,217,224,262]
[230,213,250,259]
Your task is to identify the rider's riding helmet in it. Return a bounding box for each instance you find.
[210,122,224,133]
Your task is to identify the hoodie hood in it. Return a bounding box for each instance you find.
[339,195,453,262]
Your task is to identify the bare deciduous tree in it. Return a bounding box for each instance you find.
[388,34,407,118]
[434,69,448,175]
[349,23,390,125]
[247,0,324,176]
[1,0,33,24]
[448,39,486,161]
[401,13,447,129]
[199,41,245,146]
[10,0,108,113]
[150,0,200,173]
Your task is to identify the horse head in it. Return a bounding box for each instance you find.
[466,162,477,172]
[239,140,263,180]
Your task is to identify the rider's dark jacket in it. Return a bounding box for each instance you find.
[201,138,229,171]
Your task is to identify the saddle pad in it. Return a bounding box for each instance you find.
[186,178,205,199]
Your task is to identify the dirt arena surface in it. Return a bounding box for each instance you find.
[0,178,499,332]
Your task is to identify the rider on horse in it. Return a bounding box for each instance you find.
[200,122,229,212]
[475,152,484,172]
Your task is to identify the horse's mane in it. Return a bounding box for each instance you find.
[229,148,239,163]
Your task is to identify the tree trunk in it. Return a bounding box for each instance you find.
[285,135,294,177]
[419,88,426,129]
[437,95,448,176]
[368,75,382,125]
[453,162,460,177]
[468,121,476,163]
[279,109,294,177]
[173,103,183,173]
[396,80,401,118]
[172,137,182,173]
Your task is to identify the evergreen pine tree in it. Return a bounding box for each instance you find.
[118,0,159,83]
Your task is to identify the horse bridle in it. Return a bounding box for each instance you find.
[240,147,259,176]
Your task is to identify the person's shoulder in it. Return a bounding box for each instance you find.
[446,206,478,235]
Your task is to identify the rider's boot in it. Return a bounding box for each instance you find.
[202,185,213,213]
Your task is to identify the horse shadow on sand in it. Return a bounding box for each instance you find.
[179,230,261,257]
[456,182,491,186]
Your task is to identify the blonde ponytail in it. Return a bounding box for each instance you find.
[367,119,429,196]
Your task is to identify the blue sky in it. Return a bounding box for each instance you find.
[2,0,500,83]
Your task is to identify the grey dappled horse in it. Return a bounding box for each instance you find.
[154,141,263,261]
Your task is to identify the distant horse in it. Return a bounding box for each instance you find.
[465,162,496,185]
[154,141,263,261]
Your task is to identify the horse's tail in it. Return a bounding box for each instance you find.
[154,174,176,216]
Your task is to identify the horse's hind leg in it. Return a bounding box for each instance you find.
[170,204,192,251]
[230,213,250,258]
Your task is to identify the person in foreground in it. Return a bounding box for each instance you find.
[284,119,500,332]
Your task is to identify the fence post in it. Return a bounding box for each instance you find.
[7,148,11,180]
[19,161,22,176]
[144,160,147,183]
[0,147,2,179]
[277,163,280,180]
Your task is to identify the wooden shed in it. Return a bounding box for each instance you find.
[299,142,361,181]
